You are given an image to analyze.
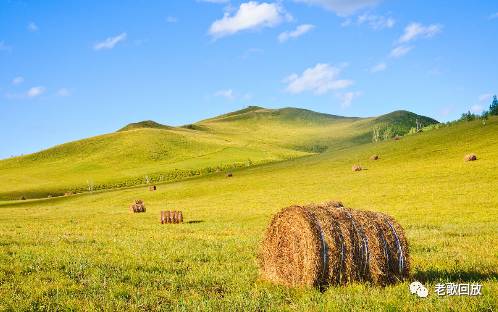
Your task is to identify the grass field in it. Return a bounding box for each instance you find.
[0,107,436,201]
[0,115,497,311]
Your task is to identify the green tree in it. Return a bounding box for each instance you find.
[490,95,498,116]
[460,111,476,122]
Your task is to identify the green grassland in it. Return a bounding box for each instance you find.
[0,107,436,201]
[0,115,496,311]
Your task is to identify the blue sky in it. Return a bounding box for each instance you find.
[1,0,497,159]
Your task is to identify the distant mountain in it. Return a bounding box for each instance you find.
[0,106,438,200]
[118,120,173,132]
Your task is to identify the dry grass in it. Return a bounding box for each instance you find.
[259,201,409,288]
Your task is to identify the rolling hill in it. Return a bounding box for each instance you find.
[0,107,437,200]
[0,116,496,310]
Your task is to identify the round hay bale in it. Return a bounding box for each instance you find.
[370,155,379,160]
[130,200,146,213]
[464,153,477,162]
[259,201,410,288]
[352,165,362,172]
[227,172,233,178]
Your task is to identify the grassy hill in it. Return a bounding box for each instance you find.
[0,117,496,311]
[0,107,437,200]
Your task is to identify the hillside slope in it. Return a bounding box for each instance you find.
[0,116,496,310]
[0,107,437,200]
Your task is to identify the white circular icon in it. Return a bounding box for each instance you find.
[410,281,423,294]
[416,286,429,298]
[409,281,428,298]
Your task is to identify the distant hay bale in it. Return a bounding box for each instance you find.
[20,196,26,201]
[227,172,233,178]
[130,199,146,213]
[393,136,401,141]
[352,165,363,172]
[259,201,410,288]
[161,210,184,224]
[464,153,477,162]
[370,155,379,160]
[149,185,157,191]
[64,191,73,196]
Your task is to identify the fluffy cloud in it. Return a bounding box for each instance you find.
[278,24,315,42]
[27,86,46,97]
[389,45,413,58]
[294,0,381,16]
[357,13,395,30]
[284,63,353,95]
[209,2,289,38]
[478,93,493,102]
[27,22,39,32]
[94,33,127,50]
[370,62,387,73]
[166,16,178,23]
[12,76,24,85]
[337,91,362,108]
[398,23,442,43]
[199,0,229,3]
[57,88,71,97]
[214,89,235,100]
[470,104,484,113]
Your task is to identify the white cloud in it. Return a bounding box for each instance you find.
[93,33,127,50]
[27,22,39,32]
[389,45,413,58]
[57,88,71,97]
[284,63,353,95]
[294,0,381,16]
[370,62,386,73]
[27,86,45,97]
[357,13,395,30]
[199,0,230,3]
[209,2,290,39]
[214,89,236,100]
[166,16,178,23]
[337,91,362,108]
[398,23,442,43]
[12,76,24,85]
[478,93,493,102]
[278,24,315,42]
[470,104,484,114]
[0,41,12,52]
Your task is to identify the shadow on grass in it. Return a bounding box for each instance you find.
[414,269,498,283]
[186,220,204,224]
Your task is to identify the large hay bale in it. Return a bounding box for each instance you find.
[370,155,379,160]
[259,201,410,288]
[464,153,477,162]
[352,165,362,172]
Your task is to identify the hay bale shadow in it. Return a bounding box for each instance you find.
[186,220,204,224]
